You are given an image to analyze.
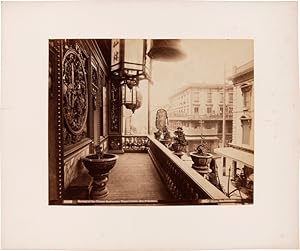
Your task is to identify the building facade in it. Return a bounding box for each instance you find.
[168,83,233,152]
[215,60,254,193]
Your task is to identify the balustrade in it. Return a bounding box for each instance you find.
[103,134,250,205]
[122,135,150,152]
[147,135,249,204]
[108,135,150,153]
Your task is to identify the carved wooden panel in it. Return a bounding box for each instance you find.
[108,80,122,135]
[62,48,88,145]
[108,135,123,151]
[91,64,100,144]
[49,39,110,204]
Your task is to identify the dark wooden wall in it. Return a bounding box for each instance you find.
[48,39,113,203]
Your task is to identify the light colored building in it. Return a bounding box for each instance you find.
[215,60,254,181]
[167,83,233,152]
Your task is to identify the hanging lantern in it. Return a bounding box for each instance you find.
[147,39,186,61]
[121,80,143,113]
[111,39,151,81]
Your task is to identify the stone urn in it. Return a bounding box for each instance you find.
[190,152,213,175]
[172,143,185,158]
[82,153,118,199]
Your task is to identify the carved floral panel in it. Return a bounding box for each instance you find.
[62,48,88,145]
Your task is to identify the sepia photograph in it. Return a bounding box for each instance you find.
[2,1,298,249]
[49,39,254,205]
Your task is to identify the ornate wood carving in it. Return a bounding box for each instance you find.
[49,39,110,204]
[62,48,88,145]
[91,66,98,110]
[109,80,122,135]
[108,136,123,151]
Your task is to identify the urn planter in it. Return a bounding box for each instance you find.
[82,153,118,199]
[172,143,185,158]
[190,152,213,175]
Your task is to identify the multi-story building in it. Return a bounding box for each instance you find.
[167,83,233,152]
[215,60,254,183]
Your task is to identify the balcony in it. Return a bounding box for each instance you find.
[63,135,250,205]
[169,113,233,121]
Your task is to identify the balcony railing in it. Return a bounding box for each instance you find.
[147,136,232,203]
[169,113,233,121]
[108,135,150,153]
[122,135,150,152]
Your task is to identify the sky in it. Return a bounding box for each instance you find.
[130,39,254,133]
[150,39,254,106]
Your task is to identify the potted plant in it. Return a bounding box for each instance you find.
[172,127,188,157]
[159,126,172,147]
[154,130,162,140]
[190,138,213,172]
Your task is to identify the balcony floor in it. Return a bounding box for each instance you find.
[104,153,171,201]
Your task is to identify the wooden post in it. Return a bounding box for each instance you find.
[222,64,226,147]
[148,80,151,135]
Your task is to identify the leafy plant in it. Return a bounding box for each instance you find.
[195,138,209,155]
[95,144,104,159]
[162,126,171,140]
[154,130,162,140]
[173,127,188,146]
[155,126,171,141]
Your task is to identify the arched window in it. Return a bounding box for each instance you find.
[240,115,251,145]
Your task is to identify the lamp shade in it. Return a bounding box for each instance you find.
[111,39,151,81]
[122,84,143,113]
[147,39,186,61]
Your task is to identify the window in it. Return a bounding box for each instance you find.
[194,107,199,113]
[205,121,213,129]
[232,161,237,178]
[220,106,223,114]
[228,106,233,114]
[207,91,212,103]
[219,92,224,103]
[207,107,212,114]
[241,119,251,145]
[228,93,233,103]
[242,87,252,110]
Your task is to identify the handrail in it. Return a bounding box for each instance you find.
[108,135,149,153]
[148,135,229,201]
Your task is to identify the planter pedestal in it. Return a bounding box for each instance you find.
[174,151,184,158]
[190,152,213,176]
[90,173,109,199]
[82,153,118,199]
[192,164,212,176]
[172,143,185,158]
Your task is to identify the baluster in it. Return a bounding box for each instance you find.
[134,137,136,150]
[184,182,190,200]
[137,137,142,150]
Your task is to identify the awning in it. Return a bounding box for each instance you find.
[186,136,219,141]
[214,147,254,167]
